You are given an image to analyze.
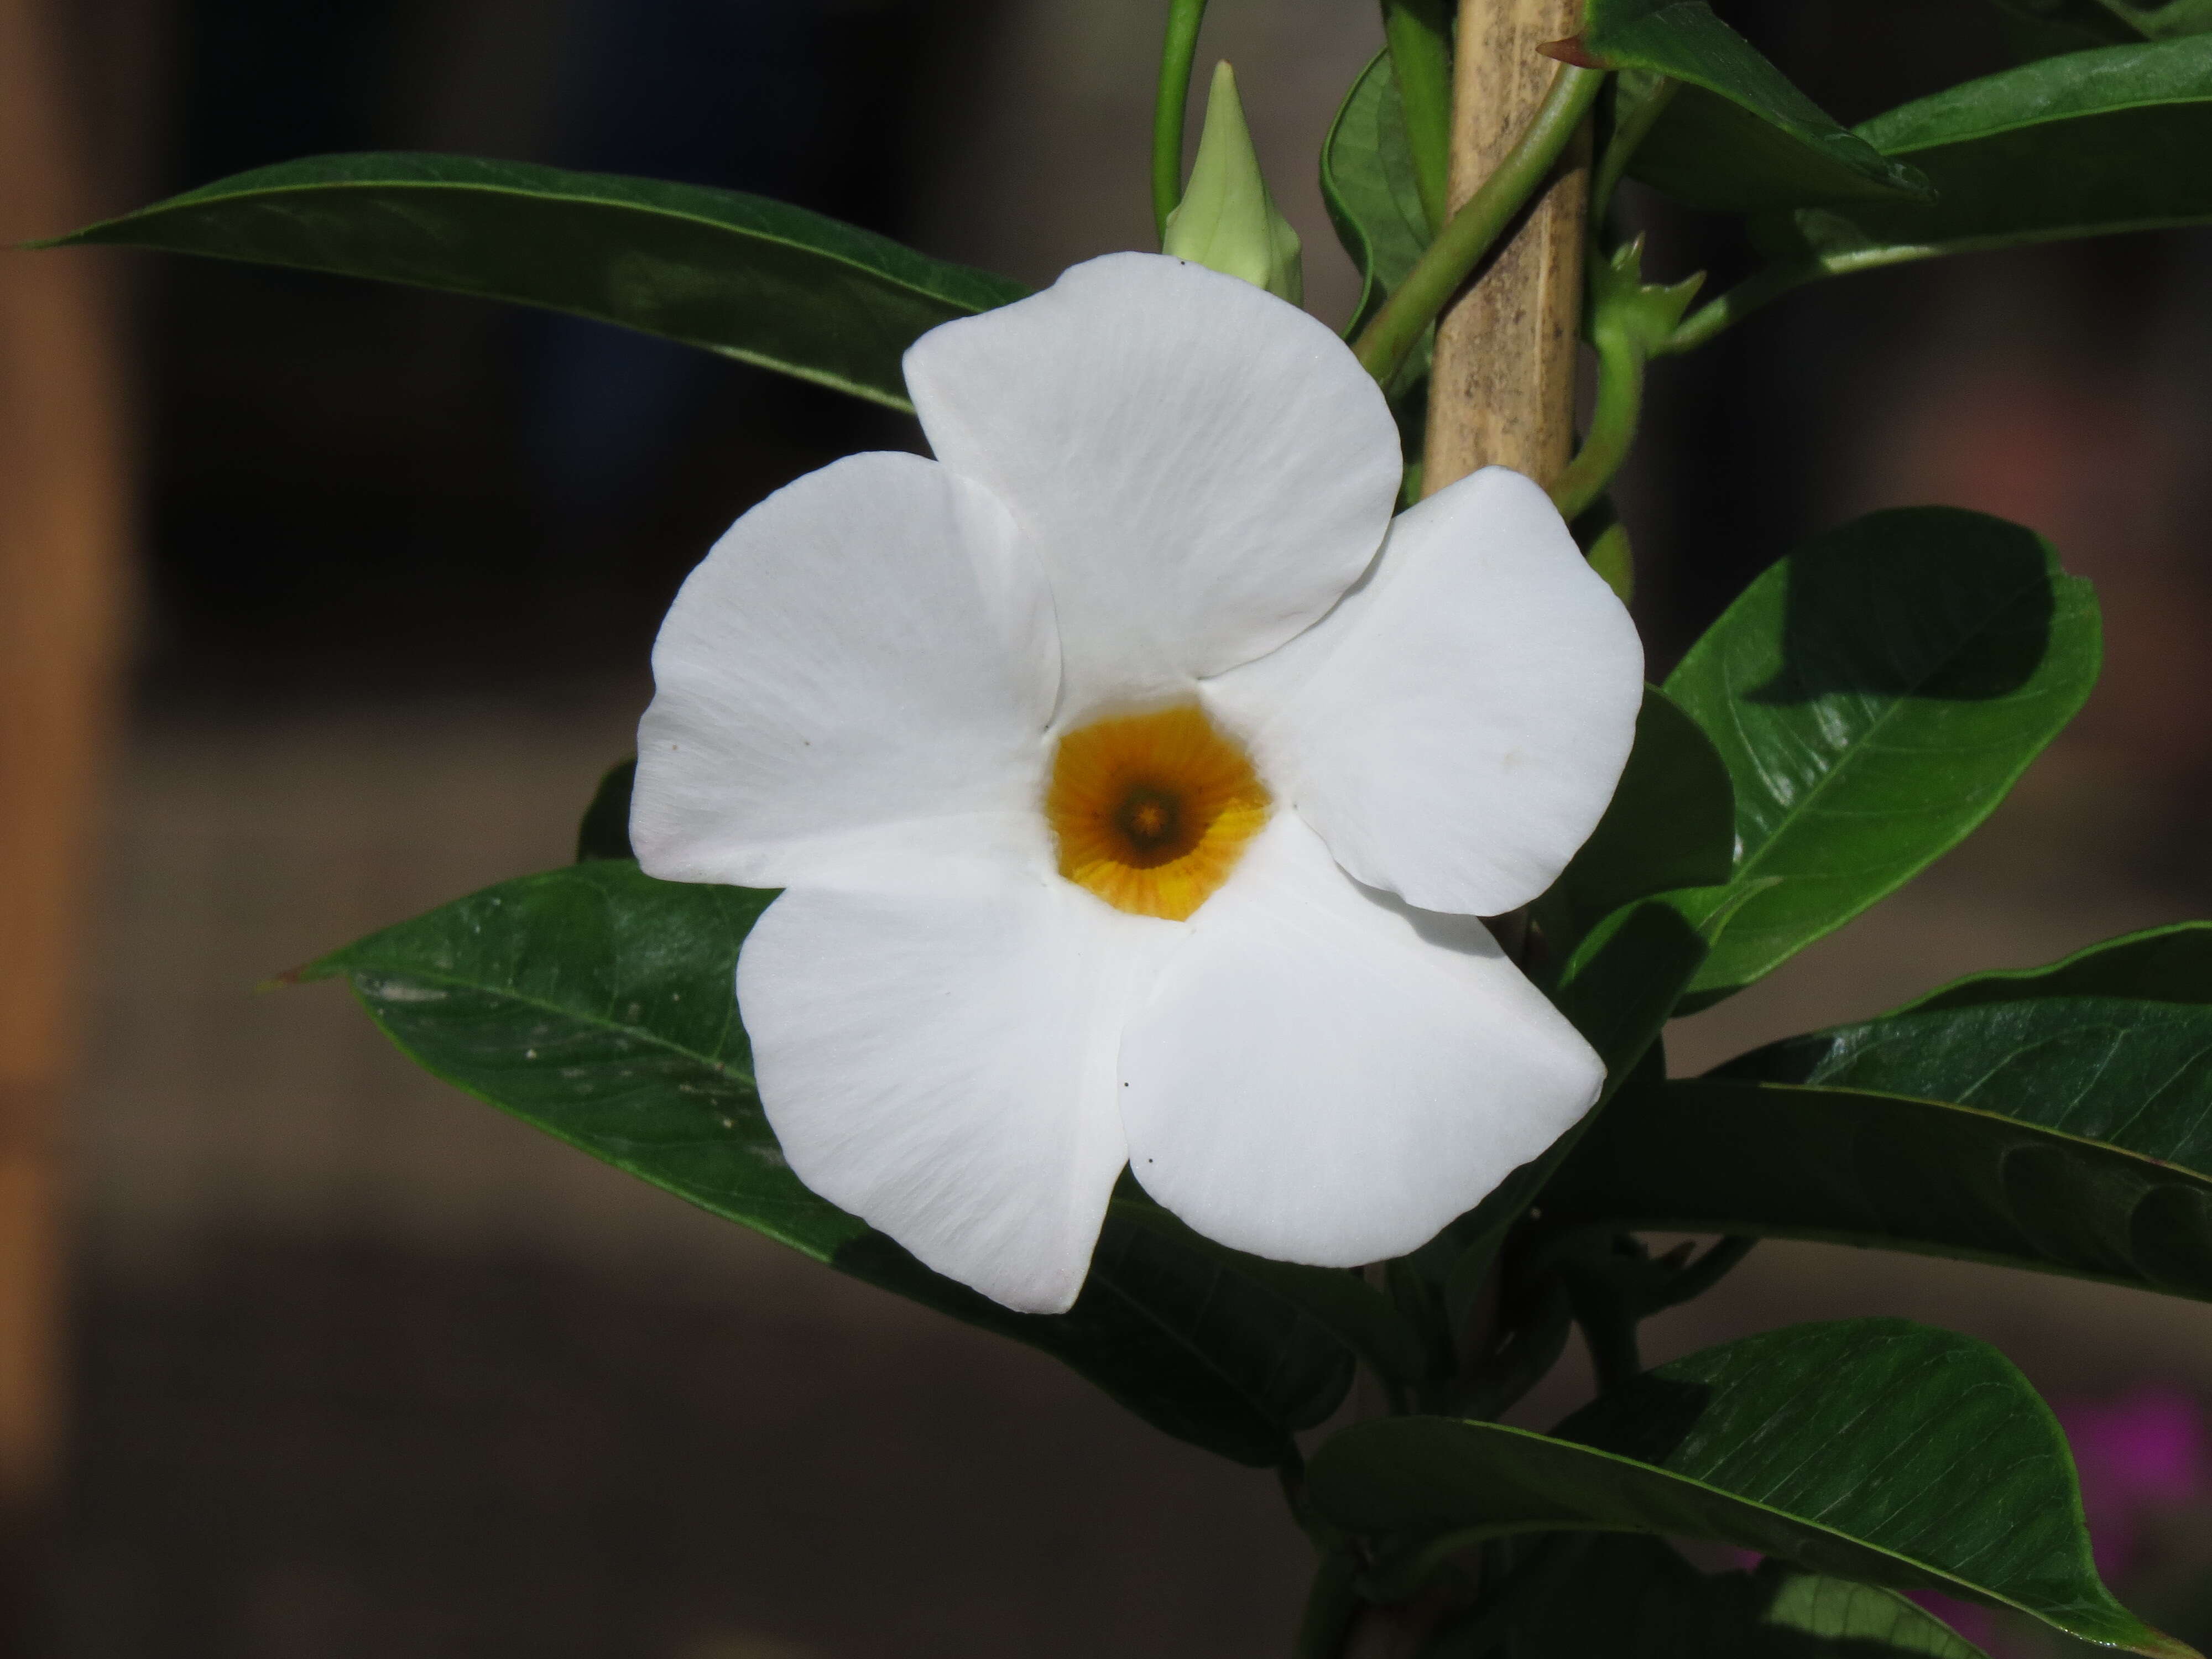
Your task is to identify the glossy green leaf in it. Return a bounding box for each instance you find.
[1582,1,1931,210]
[1545,1076,2212,1300]
[1321,48,1432,484]
[302,859,1355,1466]
[1109,1193,1428,1385]
[1663,508,2100,1009]
[575,757,636,863]
[1901,918,2212,1015]
[1308,1319,2189,1656]
[1720,994,2212,1175]
[1322,51,1430,342]
[44,153,1030,412]
[1984,0,2212,55]
[1533,686,1735,950]
[1761,37,2212,281]
[1518,1535,1989,1658]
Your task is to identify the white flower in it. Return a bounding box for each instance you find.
[632,253,1644,1314]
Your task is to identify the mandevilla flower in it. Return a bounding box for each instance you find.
[632,252,1643,1313]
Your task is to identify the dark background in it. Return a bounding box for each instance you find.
[26,1,2212,1653]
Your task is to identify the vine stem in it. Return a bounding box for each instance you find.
[1352,61,1603,391]
[1548,319,1642,520]
[1662,258,1819,353]
[1150,0,1211,239]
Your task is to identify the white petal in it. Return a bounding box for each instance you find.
[740,860,1178,1314]
[1119,812,1602,1266]
[632,451,1058,889]
[1207,467,1644,917]
[904,252,1401,717]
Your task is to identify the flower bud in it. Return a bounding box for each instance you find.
[1162,61,1303,306]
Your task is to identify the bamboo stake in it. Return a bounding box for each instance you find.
[1423,0,1589,494]
[0,0,130,1628]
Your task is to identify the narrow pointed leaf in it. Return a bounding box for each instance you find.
[1520,1535,1989,1657]
[1545,1076,2212,1299]
[1900,918,2212,1015]
[1663,508,2099,1009]
[1322,52,1431,341]
[1762,38,2212,282]
[1582,1,1931,210]
[43,153,1030,412]
[1308,1319,2190,1656]
[302,859,1355,1466]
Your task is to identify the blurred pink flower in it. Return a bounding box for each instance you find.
[2059,1384,2206,1580]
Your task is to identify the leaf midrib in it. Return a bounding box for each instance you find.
[66,168,1004,304]
[1704,566,2065,894]
[1338,1419,2140,1644]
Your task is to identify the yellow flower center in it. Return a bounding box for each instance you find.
[1046,703,1270,921]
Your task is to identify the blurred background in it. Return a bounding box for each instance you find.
[3,0,2211,1653]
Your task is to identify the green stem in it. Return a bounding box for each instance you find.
[1293,1550,1365,1659]
[1381,0,1455,234]
[1352,62,1605,388]
[1589,75,1677,228]
[1151,0,1212,240]
[1661,257,1818,353]
[1548,319,1642,520]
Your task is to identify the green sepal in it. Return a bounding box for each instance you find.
[1588,234,1705,355]
[1162,61,1303,304]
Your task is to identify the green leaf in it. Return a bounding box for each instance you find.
[1109,1196,1429,1385]
[1984,0,2212,51]
[1901,918,2212,1014]
[1307,1319,2190,1656]
[1431,881,1757,1329]
[1720,993,2212,1176]
[575,757,636,863]
[1322,51,1431,343]
[1545,1074,2212,1301]
[1581,1,1932,210]
[1762,36,2212,281]
[1518,1535,1990,1658]
[1533,685,1735,950]
[1663,508,2100,1009]
[302,860,1354,1465]
[43,152,1030,413]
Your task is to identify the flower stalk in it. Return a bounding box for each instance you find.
[1150,0,1212,238]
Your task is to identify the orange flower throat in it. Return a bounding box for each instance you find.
[1046,703,1270,921]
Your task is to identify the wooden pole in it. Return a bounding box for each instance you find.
[1345,11,1591,1654]
[1423,0,1589,493]
[0,0,131,1635]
